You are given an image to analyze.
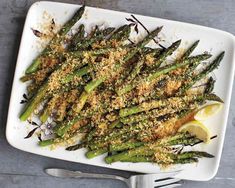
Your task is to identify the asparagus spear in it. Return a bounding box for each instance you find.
[118,56,145,85]
[148,39,181,69]
[20,83,48,121]
[86,128,97,142]
[82,124,213,160]
[142,53,211,82]
[120,104,196,125]
[137,26,163,48]
[120,156,199,164]
[85,148,108,159]
[109,141,144,152]
[53,41,140,136]
[181,40,200,60]
[25,5,85,74]
[118,54,212,95]
[171,151,214,159]
[116,39,197,96]
[126,40,200,100]
[120,156,153,163]
[204,76,215,94]
[65,142,86,150]
[60,66,90,84]
[109,120,123,129]
[170,158,198,164]
[86,123,142,151]
[177,52,224,95]
[54,115,82,137]
[74,26,115,50]
[72,70,193,120]
[19,61,89,121]
[39,138,55,147]
[109,24,131,41]
[40,104,50,123]
[104,133,196,164]
[39,124,92,147]
[66,97,212,153]
[119,93,217,118]
[67,24,85,51]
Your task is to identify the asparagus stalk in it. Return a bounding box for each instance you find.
[85,132,212,161]
[104,133,196,163]
[170,158,198,164]
[20,61,89,121]
[21,45,114,86]
[64,92,220,149]
[105,134,190,164]
[54,115,82,137]
[61,66,90,84]
[86,128,97,142]
[87,115,185,151]
[109,25,131,41]
[171,151,214,159]
[39,124,92,147]
[119,156,199,164]
[20,83,48,121]
[120,104,196,125]
[143,53,211,82]
[85,148,108,159]
[109,120,123,129]
[38,138,55,147]
[115,56,145,95]
[109,141,144,152]
[89,27,164,85]
[40,105,50,123]
[149,39,181,69]
[122,40,200,101]
[177,52,224,95]
[137,26,163,48]
[120,156,153,163]
[181,40,200,60]
[67,24,85,51]
[25,6,85,74]
[123,151,214,164]
[74,27,115,50]
[119,93,217,118]
[118,54,212,95]
[204,77,215,94]
[66,142,86,150]
[116,40,181,96]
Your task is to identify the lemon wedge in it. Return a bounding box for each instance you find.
[194,103,223,121]
[178,120,210,143]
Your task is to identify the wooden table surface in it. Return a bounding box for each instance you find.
[0,0,235,187]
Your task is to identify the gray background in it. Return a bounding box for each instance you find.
[0,0,235,187]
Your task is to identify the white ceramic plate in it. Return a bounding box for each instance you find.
[6,1,235,181]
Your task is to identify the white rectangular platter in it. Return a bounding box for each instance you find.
[6,1,235,181]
